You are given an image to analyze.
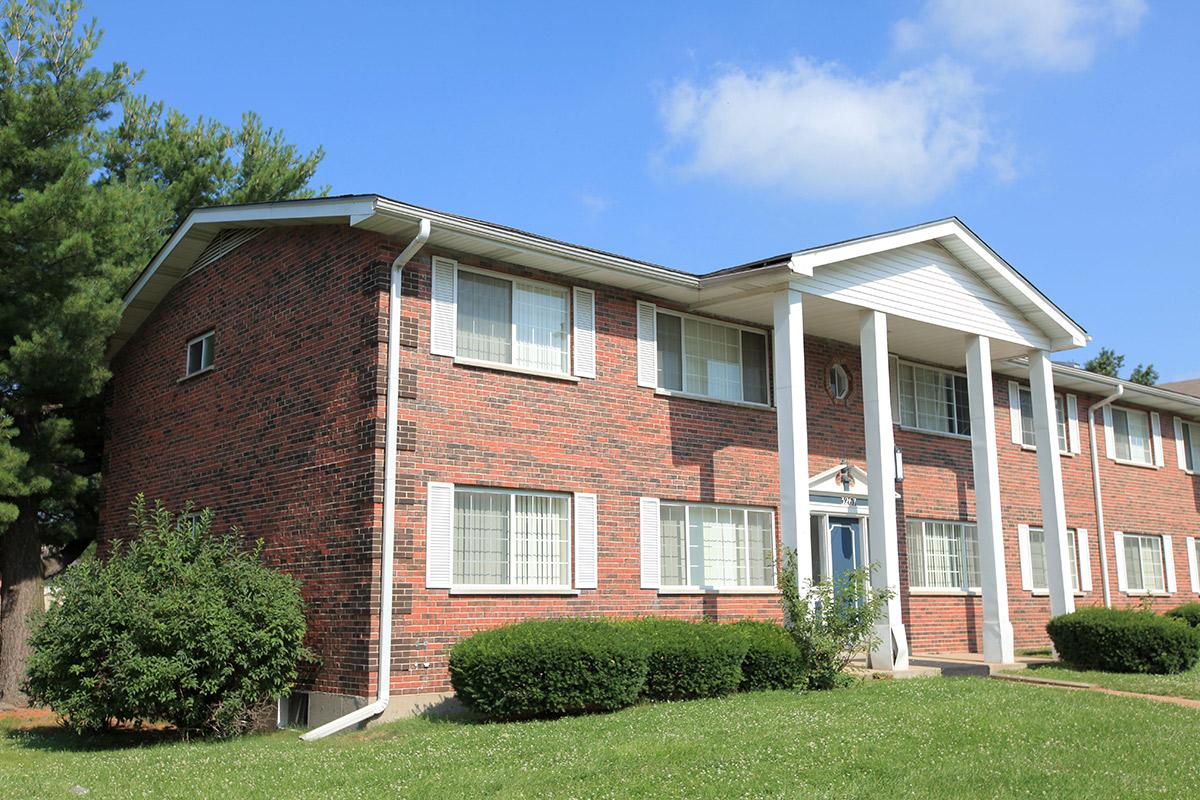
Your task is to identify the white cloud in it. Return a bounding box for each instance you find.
[894,0,1147,72]
[658,58,989,203]
[577,193,611,220]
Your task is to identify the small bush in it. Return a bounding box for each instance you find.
[448,619,647,720]
[1047,607,1200,674]
[23,496,311,737]
[730,620,805,691]
[621,618,748,701]
[779,551,894,689]
[1166,603,1200,628]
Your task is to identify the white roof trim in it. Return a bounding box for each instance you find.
[786,218,1087,350]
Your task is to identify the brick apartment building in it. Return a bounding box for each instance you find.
[101,196,1200,731]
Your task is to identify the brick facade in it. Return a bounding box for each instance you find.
[101,223,1200,703]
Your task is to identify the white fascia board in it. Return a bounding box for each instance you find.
[122,196,379,309]
[1000,358,1200,417]
[373,197,699,290]
[784,218,1088,351]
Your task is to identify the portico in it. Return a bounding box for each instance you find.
[698,218,1089,670]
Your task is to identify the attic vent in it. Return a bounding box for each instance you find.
[189,228,264,275]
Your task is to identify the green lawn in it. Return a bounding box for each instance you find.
[4,678,1200,799]
[1019,661,1200,700]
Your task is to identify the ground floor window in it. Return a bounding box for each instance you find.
[453,488,571,587]
[905,520,980,591]
[1029,527,1080,591]
[1122,533,1166,593]
[660,502,775,589]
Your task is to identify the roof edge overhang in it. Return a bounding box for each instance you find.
[999,358,1200,418]
[781,218,1089,352]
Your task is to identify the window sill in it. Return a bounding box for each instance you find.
[177,365,215,383]
[1121,590,1170,597]
[448,586,581,596]
[657,586,779,595]
[896,425,971,442]
[1020,444,1074,457]
[1110,458,1159,470]
[653,388,773,411]
[1030,590,1087,597]
[908,588,982,597]
[453,357,580,383]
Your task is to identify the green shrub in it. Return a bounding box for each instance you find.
[730,620,805,691]
[1047,607,1200,674]
[449,619,647,721]
[621,618,748,701]
[1166,603,1200,628]
[779,550,894,689]
[23,496,312,737]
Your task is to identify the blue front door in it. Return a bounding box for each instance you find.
[829,516,863,583]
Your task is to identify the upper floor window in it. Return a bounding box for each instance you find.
[896,361,971,437]
[659,502,775,589]
[906,520,980,592]
[1179,419,1200,473]
[828,364,850,401]
[654,311,769,405]
[1017,388,1068,452]
[1111,406,1153,465]
[185,331,214,377]
[457,269,569,374]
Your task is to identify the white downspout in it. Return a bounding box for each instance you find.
[1087,384,1123,608]
[301,218,431,741]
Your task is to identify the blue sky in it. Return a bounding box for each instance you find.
[90,0,1198,381]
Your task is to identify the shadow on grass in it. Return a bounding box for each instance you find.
[2,723,188,753]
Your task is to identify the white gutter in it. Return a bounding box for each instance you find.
[301,218,431,741]
[1087,384,1124,608]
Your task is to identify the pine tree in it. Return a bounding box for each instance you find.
[0,0,324,704]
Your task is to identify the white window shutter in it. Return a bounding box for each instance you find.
[573,493,598,589]
[1164,534,1177,593]
[639,497,661,589]
[1008,382,1023,445]
[1017,524,1033,591]
[1102,406,1115,460]
[636,302,657,388]
[1067,394,1081,454]
[572,288,596,379]
[889,355,900,421]
[1076,528,1092,592]
[1176,418,1188,470]
[1114,532,1127,593]
[425,482,455,588]
[1151,412,1165,467]
[1188,537,1199,593]
[430,256,458,357]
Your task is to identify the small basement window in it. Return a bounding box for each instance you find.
[186,331,214,377]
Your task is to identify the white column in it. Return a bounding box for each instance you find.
[965,335,1015,664]
[1029,349,1075,617]
[773,287,811,593]
[859,310,908,671]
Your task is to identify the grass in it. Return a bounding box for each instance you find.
[4,677,1200,799]
[1019,660,1200,700]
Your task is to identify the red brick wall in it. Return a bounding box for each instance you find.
[103,223,1200,700]
[101,226,390,697]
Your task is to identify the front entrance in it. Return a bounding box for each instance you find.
[828,516,865,583]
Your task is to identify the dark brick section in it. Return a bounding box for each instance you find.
[101,226,389,697]
[102,222,1200,701]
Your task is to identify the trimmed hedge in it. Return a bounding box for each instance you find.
[620,618,748,701]
[1166,603,1200,628]
[731,620,805,691]
[448,619,647,721]
[1047,607,1200,674]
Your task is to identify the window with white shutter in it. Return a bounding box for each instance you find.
[428,485,589,591]
[1108,406,1155,466]
[655,502,776,590]
[1119,533,1168,594]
